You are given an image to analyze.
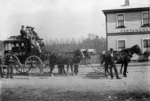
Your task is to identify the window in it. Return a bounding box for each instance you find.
[117,40,125,51]
[116,14,125,28]
[142,12,149,27]
[143,39,150,48]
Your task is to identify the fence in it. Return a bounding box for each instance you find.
[81,54,101,64]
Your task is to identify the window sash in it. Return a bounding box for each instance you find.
[118,40,125,50]
[144,39,150,48]
[117,14,124,27]
[143,13,149,25]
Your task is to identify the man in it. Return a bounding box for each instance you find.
[30,27,39,39]
[108,48,121,79]
[5,52,14,79]
[20,25,28,39]
[101,48,121,79]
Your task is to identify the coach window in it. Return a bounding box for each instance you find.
[142,12,149,27]
[117,40,126,51]
[116,13,125,28]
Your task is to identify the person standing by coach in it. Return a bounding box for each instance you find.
[5,52,14,79]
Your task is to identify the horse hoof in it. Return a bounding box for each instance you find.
[117,77,121,79]
[123,74,127,77]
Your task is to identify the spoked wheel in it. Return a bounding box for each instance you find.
[13,55,23,74]
[25,55,44,75]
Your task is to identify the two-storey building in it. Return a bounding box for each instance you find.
[102,0,150,55]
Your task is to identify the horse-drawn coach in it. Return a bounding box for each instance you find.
[0,26,92,77]
[0,27,49,77]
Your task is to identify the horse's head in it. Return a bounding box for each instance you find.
[82,50,91,59]
[131,45,142,55]
[74,49,85,60]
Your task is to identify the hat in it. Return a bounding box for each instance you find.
[31,27,35,29]
[110,48,113,52]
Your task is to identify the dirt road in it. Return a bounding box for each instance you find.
[1,63,150,101]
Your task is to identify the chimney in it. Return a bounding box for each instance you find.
[125,0,129,6]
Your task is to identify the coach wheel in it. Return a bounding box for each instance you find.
[25,55,43,75]
[13,55,24,73]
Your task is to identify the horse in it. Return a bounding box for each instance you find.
[143,49,150,62]
[115,45,142,77]
[49,49,84,76]
[82,50,91,64]
[101,45,142,77]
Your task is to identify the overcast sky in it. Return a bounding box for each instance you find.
[0,0,149,41]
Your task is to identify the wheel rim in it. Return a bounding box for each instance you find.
[13,55,23,73]
[25,55,43,75]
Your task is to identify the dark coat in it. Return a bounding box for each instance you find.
[101,52,115,65]
[20,29,28,38]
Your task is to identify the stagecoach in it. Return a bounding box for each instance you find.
[2,35,49,75]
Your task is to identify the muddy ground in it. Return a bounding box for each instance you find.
[0,63,150,101]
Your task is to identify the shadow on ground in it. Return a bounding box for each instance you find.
[82,71,106,79]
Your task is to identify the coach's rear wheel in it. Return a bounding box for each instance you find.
[25,55,43,75]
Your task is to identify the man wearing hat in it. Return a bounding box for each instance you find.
[20,25,28,39]
[108,48,121,79]
[5,52,14,78]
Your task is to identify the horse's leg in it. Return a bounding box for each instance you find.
[70,64,74,76]
[58,65,61,74]
[123,62,129,77]
[74,65,76,75]
[66,64,69,76]
[0,65,3,78]
[74,65,78,75]
[120,64,124,74]
[50,65,55,76]
[62,65,66,75]
[146,56,149,62]
[76,65,79,75]
[66,64,69,75]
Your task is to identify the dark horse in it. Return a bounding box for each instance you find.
[117,45,142,77]
[101,45,142,77]
[49,49,84,76]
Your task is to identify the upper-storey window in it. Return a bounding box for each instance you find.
[116,13,125,28]
[142,12,149,27]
